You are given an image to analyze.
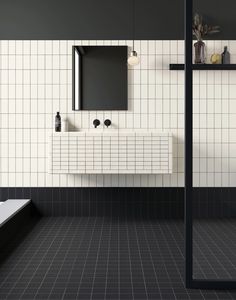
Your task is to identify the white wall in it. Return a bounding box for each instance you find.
[0,40,236,187]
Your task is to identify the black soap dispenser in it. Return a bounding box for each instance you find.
[222,46,230,64]
[55,112,61,132]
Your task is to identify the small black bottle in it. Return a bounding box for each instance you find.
[222,46,230,64]
[55,112,61,132]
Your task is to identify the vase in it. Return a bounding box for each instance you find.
[194,40,206,64]
[221,46,230,64]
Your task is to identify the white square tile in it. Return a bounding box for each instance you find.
[229,100,236,113]
[36,41,45,55]
[8,41,16,55]
[45,55,53,69]
[140,55,148,69]
[1,41,9,55]
[140,40,148,54]
[141,84,148,98]
[141,70,148,84]
[8,56,16,69]
[148,55,155,69]
[30,41,38,55]
[52,55,60,68]
[229,85,236,98]
[148,70,155,84]
[148,85,156,99]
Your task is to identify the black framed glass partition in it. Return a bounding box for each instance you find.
[184,0,236,289]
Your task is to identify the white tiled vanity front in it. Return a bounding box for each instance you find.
[49,132,172,174]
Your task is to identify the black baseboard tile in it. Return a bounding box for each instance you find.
[0,187,235,218]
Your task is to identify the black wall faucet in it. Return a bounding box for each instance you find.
[93,119,100,128]
[104,119,111,128]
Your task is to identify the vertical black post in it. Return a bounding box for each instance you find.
[184,0,193,288]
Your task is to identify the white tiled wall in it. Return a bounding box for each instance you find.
[0,40,236,187]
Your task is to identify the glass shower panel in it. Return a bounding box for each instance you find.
[192,66,236,280]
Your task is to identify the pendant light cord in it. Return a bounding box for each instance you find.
[133,0,135,49]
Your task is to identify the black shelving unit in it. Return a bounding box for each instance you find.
[170,63,236,70]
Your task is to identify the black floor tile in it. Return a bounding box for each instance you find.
[0,217,236,300]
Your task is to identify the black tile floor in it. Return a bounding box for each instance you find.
[0,217,236,300]
[193,219,236,280]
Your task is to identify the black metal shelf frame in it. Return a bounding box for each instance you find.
[171,63,236,70]
[184,0,236,290]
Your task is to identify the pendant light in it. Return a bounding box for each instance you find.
[127,0,140,66]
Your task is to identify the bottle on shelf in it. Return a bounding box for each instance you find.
[222,46,230,64]
[55,112,61,132]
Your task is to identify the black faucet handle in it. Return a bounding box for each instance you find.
[104,119,111,127]
[93,119,100,128]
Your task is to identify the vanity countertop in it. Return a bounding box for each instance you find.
[50,130,172,136]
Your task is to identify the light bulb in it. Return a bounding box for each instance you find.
[128,50,140,66]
